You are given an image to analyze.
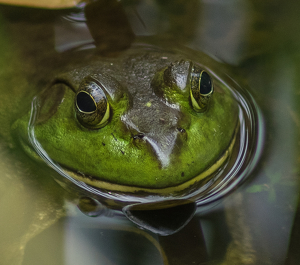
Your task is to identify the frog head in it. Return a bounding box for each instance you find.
[13,46,239,234]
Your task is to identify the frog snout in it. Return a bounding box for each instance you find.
[121,101,190,167]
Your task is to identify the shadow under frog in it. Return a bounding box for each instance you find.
[5,0,260,244]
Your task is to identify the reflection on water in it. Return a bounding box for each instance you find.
[23,211,166,265]
[0,0,299,264]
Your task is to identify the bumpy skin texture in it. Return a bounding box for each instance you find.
[14,47,238,189]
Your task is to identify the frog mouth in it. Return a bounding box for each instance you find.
[62,124,238,196]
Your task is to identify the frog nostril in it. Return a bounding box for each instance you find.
[133,133,145,140]
[177,127,186,133]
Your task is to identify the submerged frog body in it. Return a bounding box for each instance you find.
[14,45,239,199]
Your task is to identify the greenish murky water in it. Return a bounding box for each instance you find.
[0,0,299,264]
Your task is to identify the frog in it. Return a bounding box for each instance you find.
[0,1,261,264]
[1,0,240,240]
[13,44,238,194]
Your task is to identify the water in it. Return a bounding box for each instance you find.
[0,0,299,264]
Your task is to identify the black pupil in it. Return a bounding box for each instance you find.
[200,72,212,95]
[76,92,96,112]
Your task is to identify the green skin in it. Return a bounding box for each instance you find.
[13,47,238,191]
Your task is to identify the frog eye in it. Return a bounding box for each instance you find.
[190,66,214,112]
[75,80,110,129]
